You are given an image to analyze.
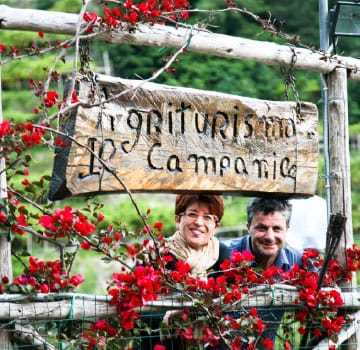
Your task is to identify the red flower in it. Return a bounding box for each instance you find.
[103,7,120,27]
[175,260,191,274]
[0,120,13,138]
[153,221,163,230]
[153,345,166,350]
[255,318,265,334]
[0,211,7,224]
[111,7,122,18]
[0,43,6,53]
[102,236,112,245]
[181,326,193,340]
[284,340,292,350]
[39,214,57,232]
[69,274,85,287]
[21,178,31,187]
[298,326,306,335]
[54,136,67,148]
[113,231,122,241]
[262,266,281,281]
[74,215,95,236]
[249,308,257,317]
[128,11,139,24]
[39,284,50,293]
[80,240,91,250]
[139,2,149,14]
[126,244,139,257]
[37,31,44,38]
[44,90,58,108]
[261,337,274,350]
[92,319,108,331]
[12,214,28,235]
[71,90,79,103]
[124,0,133,9]
[83,11,99,23]
[97,212,105,222]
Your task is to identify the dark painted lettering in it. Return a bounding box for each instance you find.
[280,157,297,180]
[147,142,164,170]
[188,154,216,174]
[78,138,99,179]
[219,156,230,176]
[234,157,248,175]
[253,159,269,178]
[167,155,182,172]
[147,109,162,135]
[176,102,191,134]
[123,109,143,153]
[244,114,254,138]
[212,111,229,139]
[195,112,210,135]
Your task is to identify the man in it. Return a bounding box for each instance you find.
[227,197,302,345]
[229,197,301,270]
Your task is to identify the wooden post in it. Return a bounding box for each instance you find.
[327,67,357,349]
[328,67,354,265]
[0,55,14,349]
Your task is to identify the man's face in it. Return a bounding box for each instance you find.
[176,202,218,250]
[248,211,287,264]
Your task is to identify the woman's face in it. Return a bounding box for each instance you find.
[176,201,218,250]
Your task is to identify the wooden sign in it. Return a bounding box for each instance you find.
[49,75,319,200]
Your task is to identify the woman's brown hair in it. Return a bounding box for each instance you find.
[175,194,224,222]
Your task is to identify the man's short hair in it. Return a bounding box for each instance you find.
[247,198,292,227]
[175,194,224,222]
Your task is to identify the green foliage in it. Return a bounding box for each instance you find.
[2,54,72,86]
[50,0,82,13]
[2,90,37,120]
[350,123,360,137]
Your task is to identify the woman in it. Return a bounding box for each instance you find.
[167,193,226,278]
[139,194,227,350]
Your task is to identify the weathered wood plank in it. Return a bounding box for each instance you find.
[49,75,319,199]
[0,287,359,321]
[1,5,360,80]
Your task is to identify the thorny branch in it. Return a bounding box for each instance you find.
[46,27,194,122]
[36,124,163,262]
[161,7,310,49]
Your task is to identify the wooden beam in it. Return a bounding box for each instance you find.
[0,287,360,321]
[1,5,360,80]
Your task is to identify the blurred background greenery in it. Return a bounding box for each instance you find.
[1,0,359,293]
